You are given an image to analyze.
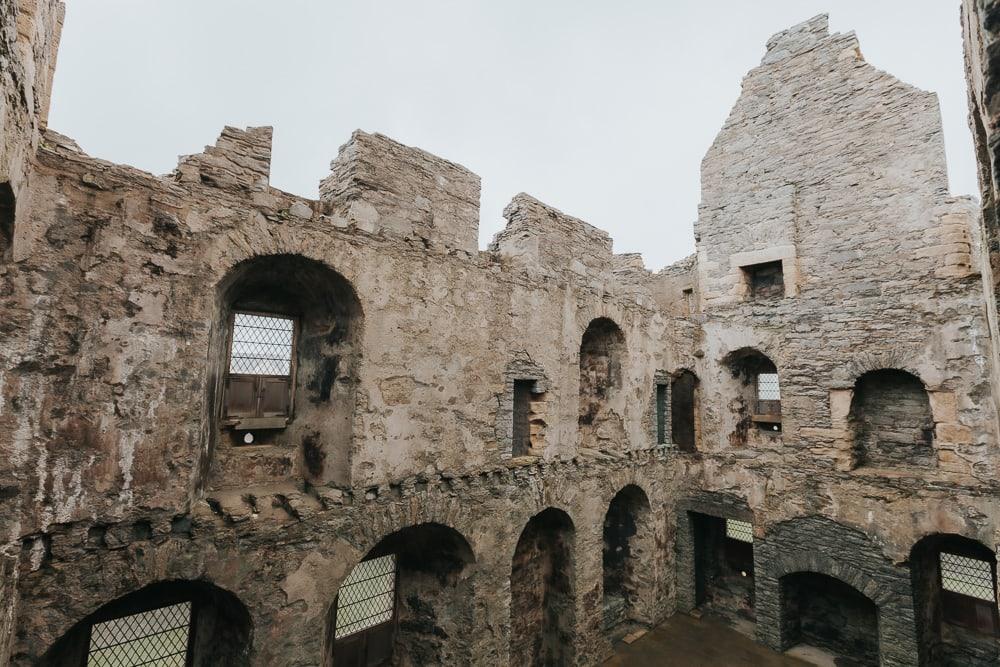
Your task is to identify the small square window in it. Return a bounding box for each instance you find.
[726,519,753,544]
[743,261,785,300]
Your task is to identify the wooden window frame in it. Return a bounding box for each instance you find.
[221,310,298,431]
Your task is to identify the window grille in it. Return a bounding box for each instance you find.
[757,374,780,401]
[726,519,753,544]
[86,601,191,666]
[335,555,396,639]
[755,372,781,421]
[941,552,996,602]
[229,313,294,376]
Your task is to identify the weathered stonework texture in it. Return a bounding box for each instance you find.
[2,7,1000,667]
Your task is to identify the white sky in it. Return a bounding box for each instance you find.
[50,1,976,270]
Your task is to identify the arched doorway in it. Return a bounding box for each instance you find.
[510,508,575,666]
[327,523,475,666]
[40,580,253,666]
[603,485,652,637]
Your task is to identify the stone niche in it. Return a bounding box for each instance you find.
[207,254,363,489]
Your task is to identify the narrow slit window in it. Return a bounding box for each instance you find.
[725,519,753,544]
[335,555,397,639]
[87,601,192,666]
[224,312,296,427]
[656,384,667,444]
[512,380,534,456]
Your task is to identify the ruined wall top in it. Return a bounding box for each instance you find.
[320,130,481,254]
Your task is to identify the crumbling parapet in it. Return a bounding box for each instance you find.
[320,130,481,254]
[173,126,273,192]
[490,193,614,276]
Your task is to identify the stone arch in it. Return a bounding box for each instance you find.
[602,484,654,636]
[510,507,576,666]
[325,522,476,667]
[754,515,919,666]
[909,533,999,666]
[204,254,364,490]
[579,317,627,449]
[848,369,935,469]
[39,580,253,666]
[768,551,893,608]
[834,350,941,390]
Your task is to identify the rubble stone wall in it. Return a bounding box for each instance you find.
[3,7,1000,667]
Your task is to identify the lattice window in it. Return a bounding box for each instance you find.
[86,601,191,666]
[229,313,294,376]
[335,555,396,639]
[726,519,753,544]
[941,552,996,602]
[757,374,780,402]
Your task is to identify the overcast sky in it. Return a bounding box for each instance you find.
[50,1,975,270]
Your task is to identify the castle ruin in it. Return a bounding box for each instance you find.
[3,2,1000,665]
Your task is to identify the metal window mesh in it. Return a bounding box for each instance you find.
[757,373,780,401]
[941,552,996,602]
[229,313,294,375]
[87,601,191,667]
[335,555,396,639]
[726,519,753,544]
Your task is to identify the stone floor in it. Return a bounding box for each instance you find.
[605,614,812,667]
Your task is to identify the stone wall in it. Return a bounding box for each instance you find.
[3,7,1000,667]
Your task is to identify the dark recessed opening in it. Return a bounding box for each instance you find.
[743,261,784,300]
[0,182,15,261]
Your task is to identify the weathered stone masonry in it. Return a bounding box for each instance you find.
[3,5,1000,666]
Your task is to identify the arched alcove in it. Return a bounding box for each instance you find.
[40,580,253,666]
[721,347,781,442]
[326,523,475,667]
[579,318,626,448]
[849,369,934,469]
[510,508,576,666]
[603,485,653,637]
[780,572,878,666]
[910,533,999,666]
[206,254,363,489]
